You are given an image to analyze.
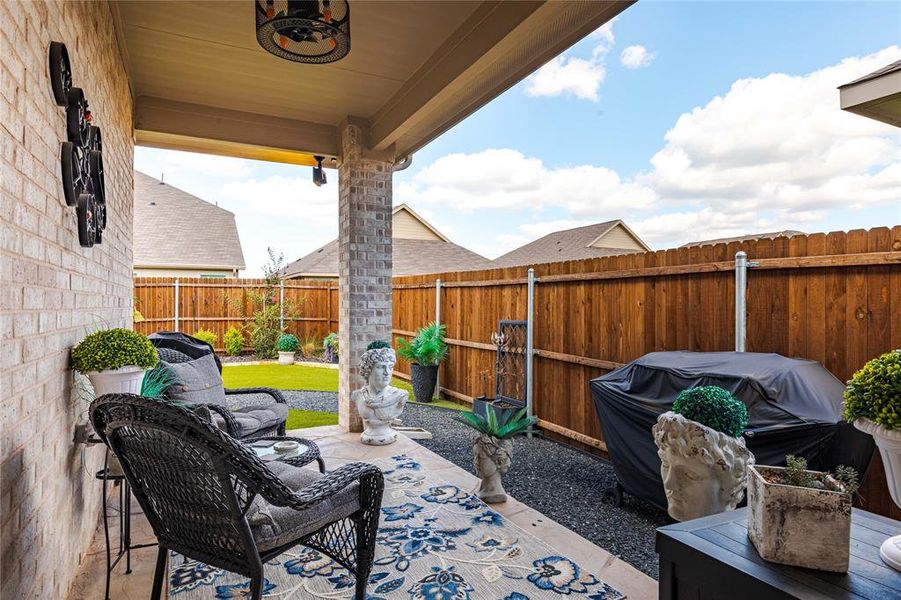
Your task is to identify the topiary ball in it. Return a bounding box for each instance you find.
[672,385,748,438]
[367,340,391,351]
[276,333,299,352]
[71,328,158,373]
[843,349,901,430]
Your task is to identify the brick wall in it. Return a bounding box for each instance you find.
[0,2,134,598]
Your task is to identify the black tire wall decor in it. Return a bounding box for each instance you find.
[50,42,107,248]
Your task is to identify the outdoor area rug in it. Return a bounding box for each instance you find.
[168,454,625,599]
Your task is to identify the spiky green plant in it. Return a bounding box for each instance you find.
[396,322,448,366]
[454,406,537,439]
[141,364,180,399]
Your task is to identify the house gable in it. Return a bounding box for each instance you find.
[392,204,448,241]
[587,221,651,252]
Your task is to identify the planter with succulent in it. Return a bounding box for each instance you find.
[323,332,339,363]
[844,349,901,570]
[277,333,299,365]
[748,455,859,572]
[455,406,536,503]
[652,385,754,521]
[72,328,159,397]
[396,322,448,403]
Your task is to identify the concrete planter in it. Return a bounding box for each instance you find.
[86,366,145,397]
[853,418,901,570]
[747,465,851,572]
[277,351,295,365]
[473,434,512,504]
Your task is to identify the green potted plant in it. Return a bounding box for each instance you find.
[455,406,536,503]
[652,386,753,521]
[844,349,901,570]
[277,333,299,365]
[72,328,158,396]
[323,332,339,363]
[748,455,858,572]
[396,322,448,403]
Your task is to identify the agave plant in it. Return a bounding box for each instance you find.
[454,406,536,439]
[396,322,448,366]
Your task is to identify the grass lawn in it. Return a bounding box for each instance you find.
[223,363,465,411]
[285,408,338,430]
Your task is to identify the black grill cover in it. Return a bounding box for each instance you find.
[590,351,875,511]
[149,331,222,373]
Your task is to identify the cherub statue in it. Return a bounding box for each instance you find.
[352,342,408,445]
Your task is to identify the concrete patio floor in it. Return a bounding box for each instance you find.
[69,426,656,599]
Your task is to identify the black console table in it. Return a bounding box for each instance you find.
[656,507,901,600]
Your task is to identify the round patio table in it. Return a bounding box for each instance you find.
[248,436,326,473]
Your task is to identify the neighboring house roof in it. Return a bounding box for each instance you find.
[284,204,491,277]
[840,60,901,87]
[838,60,901,127]
[492,220,650,268]
[133,171,245,270]
[680,230,805,248]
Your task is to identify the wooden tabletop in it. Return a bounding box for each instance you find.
[656,507,901,600]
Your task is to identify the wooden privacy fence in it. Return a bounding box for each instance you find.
[134,226,901,518]
[133,278,339,346]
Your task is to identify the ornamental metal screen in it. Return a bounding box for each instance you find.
[492,320,527,407]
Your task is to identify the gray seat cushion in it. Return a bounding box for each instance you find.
[164,353,227,406]
[248,461,361,552]
[214,403,289,437]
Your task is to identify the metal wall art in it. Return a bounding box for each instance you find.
[50,41,106,248]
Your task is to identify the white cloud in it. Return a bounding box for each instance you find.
[525,20,617,101]
[620,45,655,69]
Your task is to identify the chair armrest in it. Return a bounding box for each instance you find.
[195,403,241,437]
[225,387,287,404]
[263,462,384,512]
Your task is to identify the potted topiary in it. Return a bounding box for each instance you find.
[396,322,448,403]
[323,332,339,363]
[277,333,299,365]
[748,455,859,572]
[844,349,901,570]
[455,406,537,503]
[72,328,158,397]
[652,385,753,521]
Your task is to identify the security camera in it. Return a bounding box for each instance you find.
[313,155,327,187]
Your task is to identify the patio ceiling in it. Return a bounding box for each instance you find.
[113,0,632,166]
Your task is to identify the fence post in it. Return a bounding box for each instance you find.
[435,278,442,400]
[734,251,758,351]
[279,279,285,331]
[526,268,536,435]
[174,278,180,332]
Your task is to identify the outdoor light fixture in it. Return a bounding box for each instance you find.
[312,155,327,186]
[255,1,350,64]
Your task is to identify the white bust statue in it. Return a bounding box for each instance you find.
[352,344,408,445]
[652,411,754,522]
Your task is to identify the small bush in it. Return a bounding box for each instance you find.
[277,333,299,353]
[72,328,158,373]
[843,349,901,430]
[224,327,244,356]
[193,328,217,348]
[673,385,748,438]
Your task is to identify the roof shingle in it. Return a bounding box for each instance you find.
[492,221,640,268]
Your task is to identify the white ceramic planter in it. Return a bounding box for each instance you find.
[278,351,296,365]
[854,418,901,570]
[86,366,146,397]
[747,465,851,572]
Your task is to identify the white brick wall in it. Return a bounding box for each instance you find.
[337,120,393,432]
[0,2,134,598]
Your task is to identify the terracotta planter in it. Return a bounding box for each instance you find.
[86,366,145,397]
[278,351,295,365]
[747,465,851,572]
[473,434,512,504]
[854,418,901,570]
[410,363,438,403]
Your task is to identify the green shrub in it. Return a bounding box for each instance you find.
[396,322,448,366]
[673,385,748,438]
[224,327,245,356]
[72,328,158,373]
[277,333,299,353]
[193,328,217,348]
[248,303,281,359]
[843,349,901,430]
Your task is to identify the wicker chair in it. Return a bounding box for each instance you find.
[155,345,289,439]
[90,394,384,600]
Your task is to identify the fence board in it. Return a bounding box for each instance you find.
[133,227,900,519]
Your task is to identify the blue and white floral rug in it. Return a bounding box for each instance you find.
[168,454,625,599]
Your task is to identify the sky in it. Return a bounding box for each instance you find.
[134,1,901,277]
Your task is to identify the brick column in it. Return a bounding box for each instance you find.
[337,120,393,432]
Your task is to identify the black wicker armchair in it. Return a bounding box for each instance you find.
[90,394,384,600]
[150,333,289,439]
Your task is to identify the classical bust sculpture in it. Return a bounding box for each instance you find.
[352,343,408,445]
[653,411,754,521]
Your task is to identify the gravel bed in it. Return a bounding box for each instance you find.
[229,390,667,578]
